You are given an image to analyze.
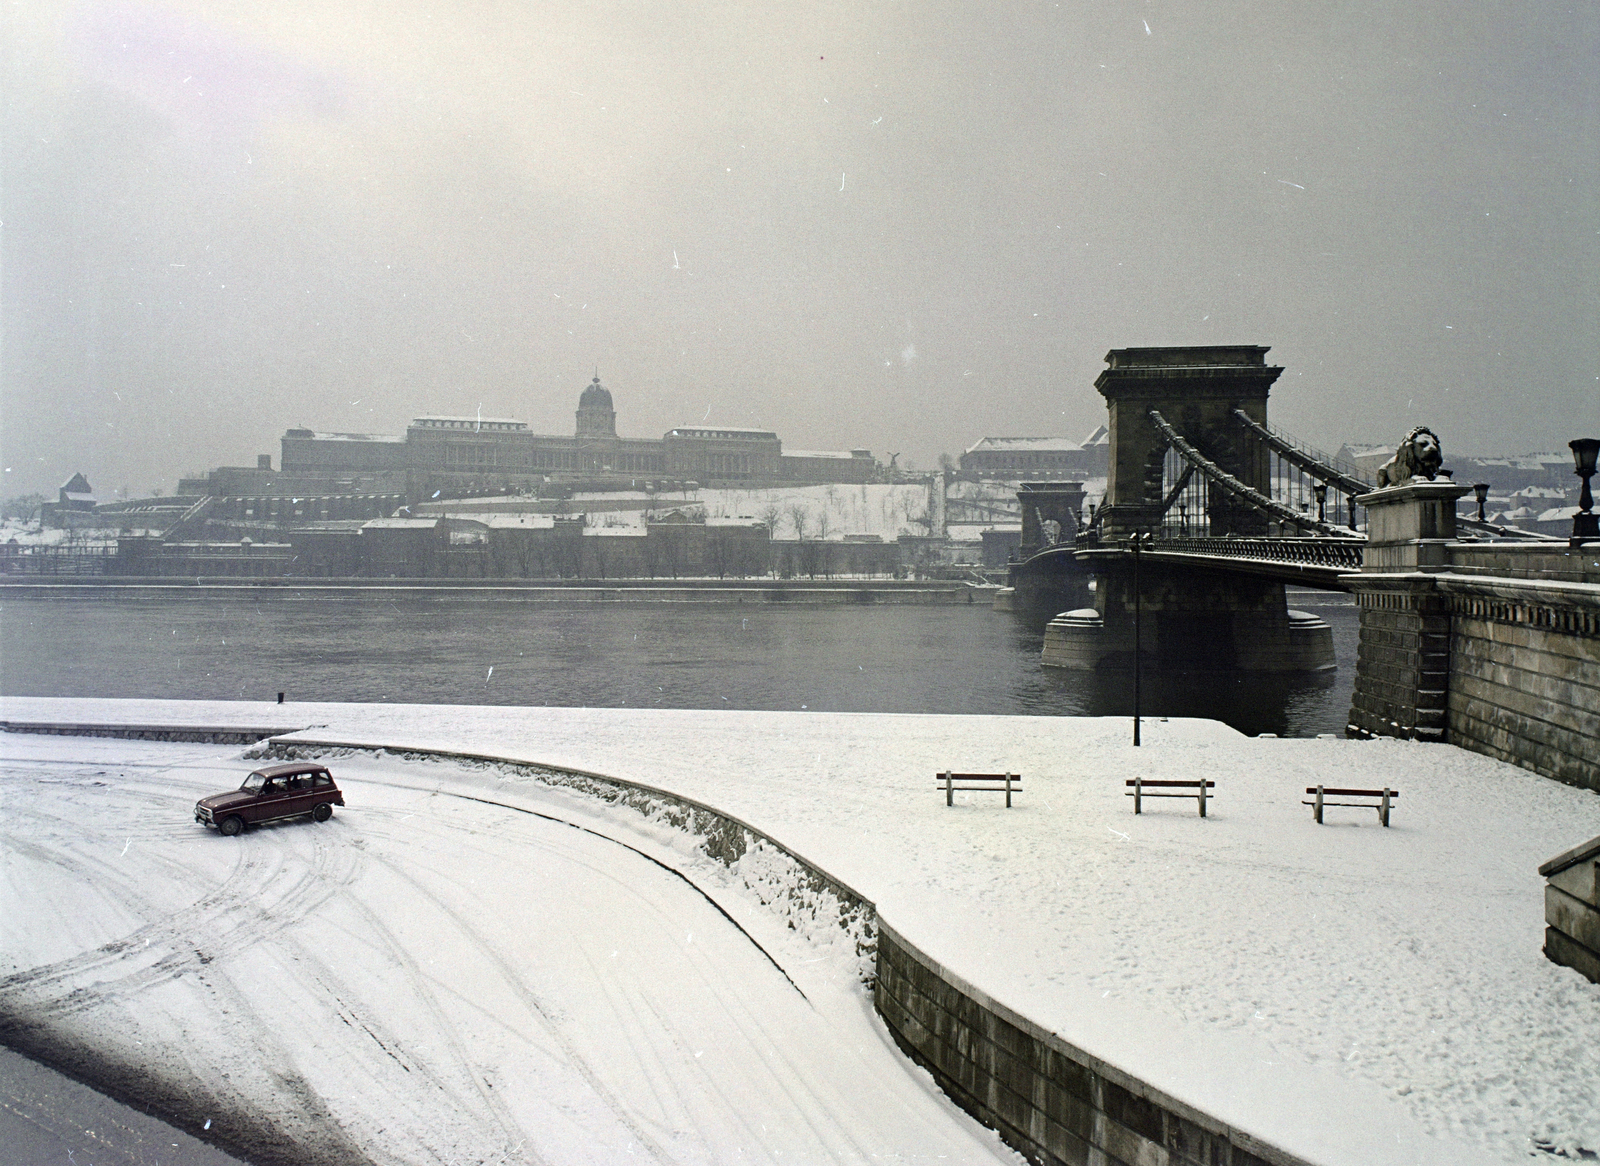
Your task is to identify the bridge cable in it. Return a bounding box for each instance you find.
[1148,410,1362,539]
[1230,409,1372,495]
[1158,463,1197,518]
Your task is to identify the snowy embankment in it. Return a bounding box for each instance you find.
[3,696,1599,1164]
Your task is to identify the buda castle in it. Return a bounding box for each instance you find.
[182,374,877,508]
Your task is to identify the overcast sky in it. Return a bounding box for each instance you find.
[4,1,1596,498]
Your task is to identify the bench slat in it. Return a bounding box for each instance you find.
[1124,779,1214,788]
[1303,787,1398,798]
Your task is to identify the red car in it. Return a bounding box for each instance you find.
[195,762,345,836]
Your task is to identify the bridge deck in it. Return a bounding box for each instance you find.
[1071,537,1362,591]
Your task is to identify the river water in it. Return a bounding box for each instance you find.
[0,591,1358,737]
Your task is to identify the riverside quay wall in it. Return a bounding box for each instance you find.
[0,577,987,604]
[1346,481,1599,793]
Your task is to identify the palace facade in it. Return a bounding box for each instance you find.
[263,375,875,503]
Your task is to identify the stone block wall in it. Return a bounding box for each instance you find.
[1443,589,1600,793]
[1347,583,1452,741]
[874,922,1301,1166]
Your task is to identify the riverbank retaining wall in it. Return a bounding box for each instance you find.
[875,922,1293,1166]
[0,577,985,604]
[1347,486,1599,793]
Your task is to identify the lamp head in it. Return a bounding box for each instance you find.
[1571,438,1600,478]
[1473,482,1489,504]
[1312,482,1328,501]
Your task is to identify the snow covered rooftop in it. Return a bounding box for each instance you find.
[361,517,441,529]
[293,431,405,443]
[964,437,1084,453]
[409,416,529,430]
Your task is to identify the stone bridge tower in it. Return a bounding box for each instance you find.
[1040,345,1332,673]
[1095,346,1282,537]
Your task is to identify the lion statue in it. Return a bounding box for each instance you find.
[1375,426,1444,488]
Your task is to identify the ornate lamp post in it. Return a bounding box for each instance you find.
[1313,482,1328,525]
[1130,530,1155,746]
[1571,438,1600,546]
[1473,482,1489,523]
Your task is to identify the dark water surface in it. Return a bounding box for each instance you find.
[0,592,1358,737]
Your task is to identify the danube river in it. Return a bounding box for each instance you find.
[0,591,1358,737]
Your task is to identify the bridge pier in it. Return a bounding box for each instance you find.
[995,483,1093,614]
[1041,558,1333,671]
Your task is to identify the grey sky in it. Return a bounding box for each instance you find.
[4,0,1596,497]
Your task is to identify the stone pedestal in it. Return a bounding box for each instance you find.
[1542,836,1600,985]
[1346,480,1471,740]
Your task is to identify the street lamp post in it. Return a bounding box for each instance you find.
[1571,438,1600,547]
[1313,482,1328,525]
[1131,532,1150,746]
[1473,482,1489,523]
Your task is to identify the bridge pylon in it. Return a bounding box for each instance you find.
[1096,345,1282,536]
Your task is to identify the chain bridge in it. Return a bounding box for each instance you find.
[996,344,1598,795]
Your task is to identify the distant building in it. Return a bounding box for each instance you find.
[959,429,1107,480]
[40,473,98,527]
[1338,443,1574,501]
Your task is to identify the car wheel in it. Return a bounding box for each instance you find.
[219,816,244,837]
[312,803,333,823]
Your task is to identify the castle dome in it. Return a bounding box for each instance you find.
[575,372,618,438]
[579,375,613,411]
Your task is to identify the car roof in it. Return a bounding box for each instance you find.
[250,761,331,778]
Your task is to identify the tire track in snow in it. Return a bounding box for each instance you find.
[360,791,882,1163]
[346,813,667,1164]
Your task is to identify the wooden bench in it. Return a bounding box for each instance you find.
[937,771,1020,807]
[1305,785,1398,827]
[1125,777,1214,817]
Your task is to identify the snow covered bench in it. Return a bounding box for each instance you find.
[1304,785,1398,827]
[1125,777,1213,817]
[937,771,1020,808]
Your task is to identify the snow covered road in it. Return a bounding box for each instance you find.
[0,736,1018,1166]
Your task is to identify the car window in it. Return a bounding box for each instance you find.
[261,777,283,794]
[313,773,332,787]
[242,772,267,793]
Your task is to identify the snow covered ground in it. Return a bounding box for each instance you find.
[0,731,1019,1165]
[2,697,1598,1164]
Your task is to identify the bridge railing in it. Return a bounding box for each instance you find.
[1147,535,1366,572]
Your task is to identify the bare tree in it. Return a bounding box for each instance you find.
[786,502,809,541]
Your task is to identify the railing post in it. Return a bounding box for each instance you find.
[1005,771,1013,809]
[1199,779,1207,818]
[944,770,952,807]
[1314,784,1324,823]
[1381,786,1391,827]
[1134,775,1142,814]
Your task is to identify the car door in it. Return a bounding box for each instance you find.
[285,772,322,818]
[250,775,294,823]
